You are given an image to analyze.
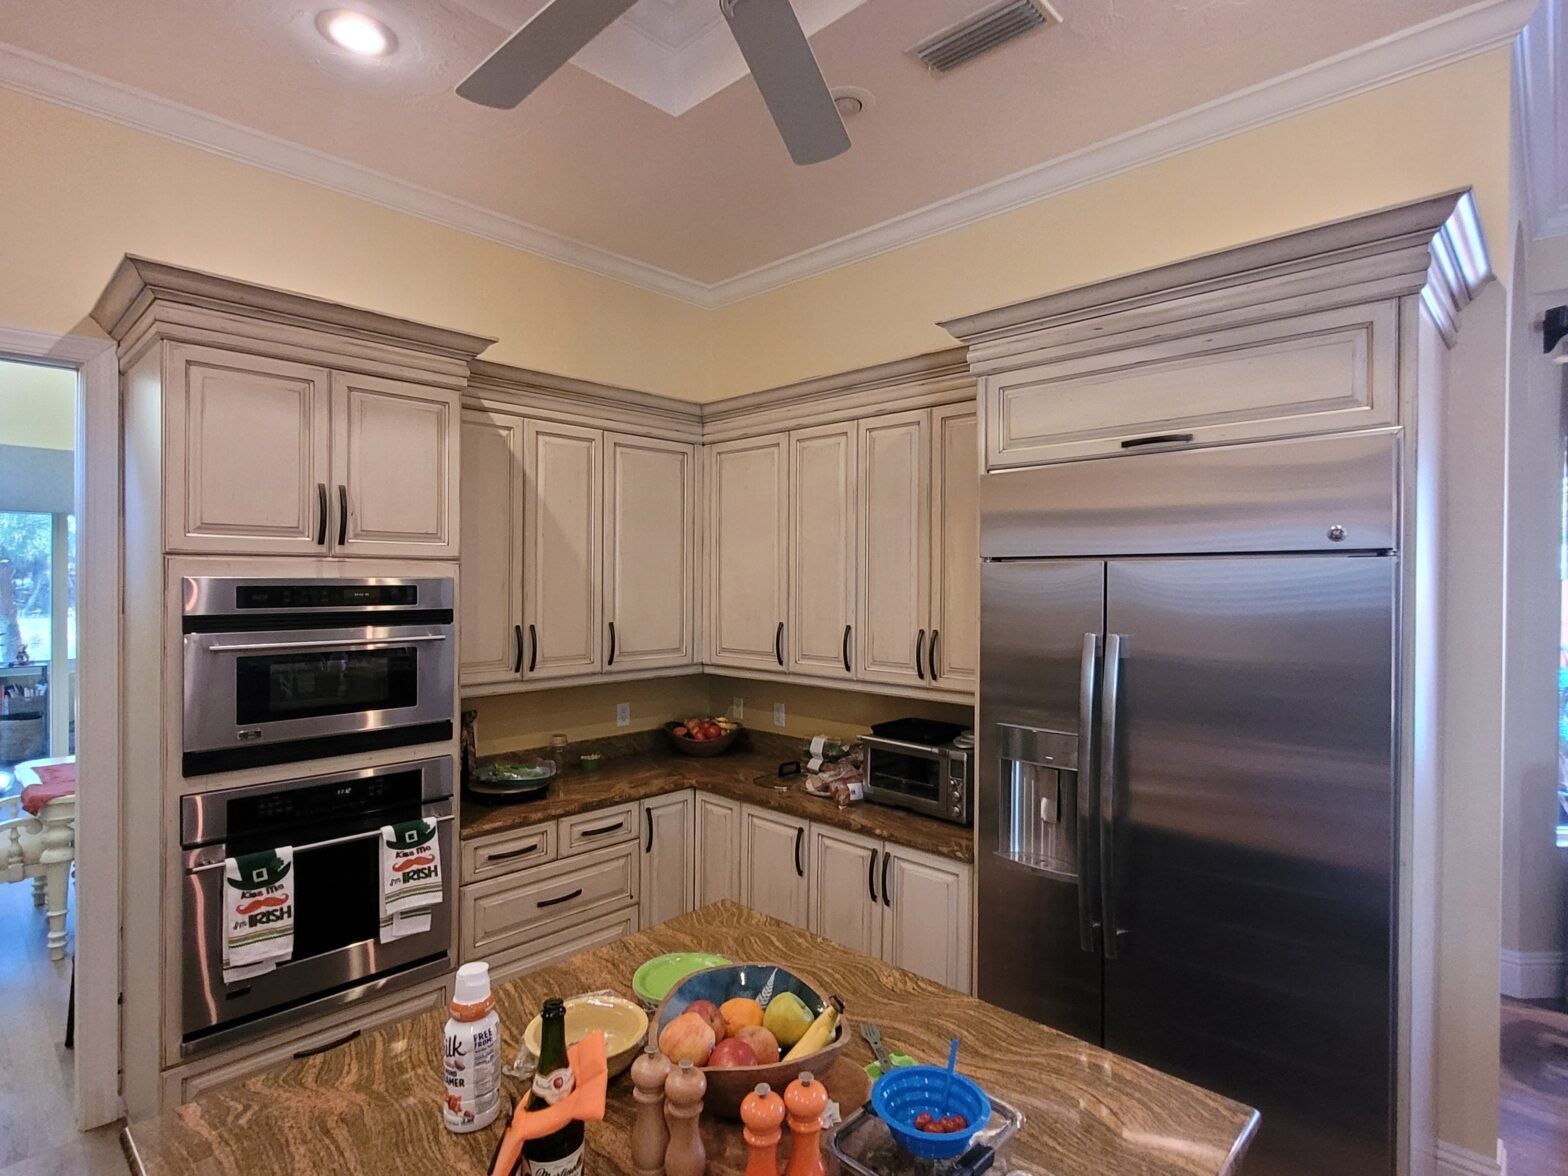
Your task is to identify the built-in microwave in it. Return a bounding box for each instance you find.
[862,718,973,825]
[181,576,455,776]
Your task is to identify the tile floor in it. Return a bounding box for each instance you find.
[1500,996,1568,1176]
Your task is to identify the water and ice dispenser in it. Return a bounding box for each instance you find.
[994,723,1081,881]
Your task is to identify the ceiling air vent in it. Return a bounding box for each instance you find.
[911,0,1061,73]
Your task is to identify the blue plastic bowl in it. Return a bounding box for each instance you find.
[871,1063,992,1160]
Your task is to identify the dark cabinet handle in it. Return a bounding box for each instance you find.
[868,848,878,903]
[487,843,538,862]
[794,827,804,878]
[608,621,617,667]
[315,483,328,545]
[644,807,653,853]
[915,630,926,681]
[579,821,623,838]
[775,621,785,667]
[513,624,524,674]
[537,888,583,909]
[929,629,940,682]
[293,1028,360,1059]
[336,484,348,547]
[1120,432,1194,449]
[528,624,537,673]
[881,853,892,907]
[842,624,852,674]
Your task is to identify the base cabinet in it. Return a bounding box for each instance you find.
[695,794,743,907]
[809,826,883,959]
[641,791,695,928]
[740,807,810,928]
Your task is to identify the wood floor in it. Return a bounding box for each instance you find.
[1501,996,1568,1176]
[0,880,125,1175]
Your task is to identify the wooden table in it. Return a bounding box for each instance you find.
[123,903,1258,1175]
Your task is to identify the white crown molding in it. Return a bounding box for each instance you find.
[1435,1139,1505,1176]
[1499,947,1566,999]
[0,0,1533,311]
[1514,0,1568,239]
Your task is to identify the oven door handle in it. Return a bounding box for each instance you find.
[202,634,449,653]
[186,812,453,872]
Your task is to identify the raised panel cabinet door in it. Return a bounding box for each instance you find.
[857,410,931,686]
[523,420,603,679]
[706,435,789,670]
[694,794,742,907]
[605,434,696,670]
[807,825,882,957]
[330,372,460,558]
[882,848,972,993]
[459,409,526,687]
[640,792,695,928]
[789,424,856,679]
[928,406,979,690]
[165,344,331,554]
[739,806,809,929]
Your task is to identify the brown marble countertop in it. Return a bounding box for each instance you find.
[462,749,974,863]
[123,903,1257,1176]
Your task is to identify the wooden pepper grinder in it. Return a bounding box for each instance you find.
[741,1082,785,1176]
[664,1058,707,1176]
[782,1071,828,1176]
[631,1044,672,1176]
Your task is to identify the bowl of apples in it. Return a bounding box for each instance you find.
[664,715,741,757]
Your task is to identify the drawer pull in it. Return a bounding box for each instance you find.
[487,843,540,863]
[293,1028,360,1059]
[578,821,624,838]
[1120,432,1194,449]
[537,887,584,909]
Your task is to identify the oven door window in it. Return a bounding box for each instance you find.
[234,646,418,725]
[872,749,942,804]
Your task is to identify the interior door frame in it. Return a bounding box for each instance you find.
[0,324,123,1129]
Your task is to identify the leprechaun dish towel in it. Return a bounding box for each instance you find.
[222,847,295,984]
[379,819,443,942]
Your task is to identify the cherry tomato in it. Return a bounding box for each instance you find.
[914,1112,933,1130]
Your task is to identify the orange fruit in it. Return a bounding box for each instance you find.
[720,997,765,1037]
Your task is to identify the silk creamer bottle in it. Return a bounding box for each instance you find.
[443,962,502,1133]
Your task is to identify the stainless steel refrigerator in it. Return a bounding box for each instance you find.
[977,432,1400,1176]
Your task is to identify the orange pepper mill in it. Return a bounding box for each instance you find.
[782,1071,828,1176]
[741,1082,785,1176]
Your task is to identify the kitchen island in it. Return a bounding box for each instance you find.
[123,902,1257,1175]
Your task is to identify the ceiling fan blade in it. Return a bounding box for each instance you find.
[722,0,850,165]
[457,0,639,109]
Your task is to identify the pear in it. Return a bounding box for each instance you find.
[762,991,814,1049]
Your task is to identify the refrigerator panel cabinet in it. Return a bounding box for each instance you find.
[1101,554,1397,1175]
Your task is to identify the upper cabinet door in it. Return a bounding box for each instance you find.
[164,344,331,555]
[331,372,460,558]
[857,410,931,686]
[788,424,857,680]
[459,409,526,687]
[706,435,789,671]
[524,420,603,679]
[929,405,979,691]
[605,434,696,671]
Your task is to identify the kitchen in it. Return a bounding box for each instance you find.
[0,2,1563,1175]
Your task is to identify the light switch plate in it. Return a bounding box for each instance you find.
[773,703,786,728]
[731,697,744,720]
[616,702,630,727]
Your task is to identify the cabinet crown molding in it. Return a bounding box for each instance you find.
[941,189,1493,363]
[466,359,704,443]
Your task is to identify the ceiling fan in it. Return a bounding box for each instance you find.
[456,0,851,165]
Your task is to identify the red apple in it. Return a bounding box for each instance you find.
[659,1012,716,1066]
[707,1038,758,1069]
[735,1025,780,1064]
[684,999,726,1042]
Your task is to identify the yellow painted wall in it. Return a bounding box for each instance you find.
[0,87,710,396]
[0,358,76,449]
[703,49,1515,396]
[705,676,970,742]
[465,675,712,756]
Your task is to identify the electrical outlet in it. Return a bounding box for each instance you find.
[773,702,786,728]
[731,697,744,721]
[616,702,630,728]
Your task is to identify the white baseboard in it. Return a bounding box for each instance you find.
[1435,1139,1505,1176]
[1500,948,1565,999]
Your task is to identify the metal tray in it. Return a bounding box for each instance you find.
[829,1093,1024,1176]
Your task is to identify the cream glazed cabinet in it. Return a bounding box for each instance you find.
[459,363,701,693]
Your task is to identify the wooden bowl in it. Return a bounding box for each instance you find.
[651,962,848,1119]
[663,721,742,757]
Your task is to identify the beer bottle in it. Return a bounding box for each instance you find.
[521,997,585,1176]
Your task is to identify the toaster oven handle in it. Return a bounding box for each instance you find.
[862,736,945,758]
[203,634,449,653]
[185,813,453,872]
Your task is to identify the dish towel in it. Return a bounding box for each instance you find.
[222,847,295,985]
[380,819,443,943]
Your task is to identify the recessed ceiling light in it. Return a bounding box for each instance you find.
[316,9,397,57]
[831,87,874,119]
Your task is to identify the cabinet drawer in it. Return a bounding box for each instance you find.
[984,301,1398,469]
[473,906,640,987]
[462,823,556,883]
[560,802,639,855]
[462,841,640,959]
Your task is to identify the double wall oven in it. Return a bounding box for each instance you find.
[181,576,455,776]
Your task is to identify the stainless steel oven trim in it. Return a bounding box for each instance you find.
[203,634,450,653]
[182,575,455,616]
[183,811,454,872]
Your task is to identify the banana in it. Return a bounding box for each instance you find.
[783,995,844,1061]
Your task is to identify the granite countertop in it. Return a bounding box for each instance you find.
[462,748,974,863]
[123,902,1257,1176]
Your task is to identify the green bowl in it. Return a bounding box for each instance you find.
[632,951,731,1009]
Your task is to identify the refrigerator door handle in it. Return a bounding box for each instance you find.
[1077,632,1101,954]
[1099,632,1123,960]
